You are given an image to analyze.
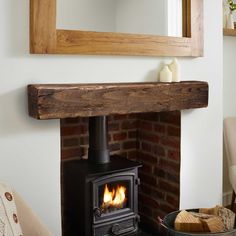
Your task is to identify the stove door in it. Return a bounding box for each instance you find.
[92,171,138,225]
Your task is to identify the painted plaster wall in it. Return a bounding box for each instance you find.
[0,0,222,235]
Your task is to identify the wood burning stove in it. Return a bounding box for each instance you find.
[62,116,141,236]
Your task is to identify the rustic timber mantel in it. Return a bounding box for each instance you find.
[28,81,208,120]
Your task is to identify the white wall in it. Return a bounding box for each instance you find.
[0,0,222,235]
[180,0,223,208]
[223,36,236,205]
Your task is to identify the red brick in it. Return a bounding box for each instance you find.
[159,203,178,214]
[139,172,156,186]
[152,145,165,157]
[141,163,152,173]
[81,117,88,122]
[138,153,157,164]
[108,122,120,131]
[122,120,138,130]
[139,205,153,216]
[166,173,180,184]
[160,112,180,126]
[128,130,137,139]
[140,183,152,194]
[139,193,159,208]
[62,117,80,124]
[154,167,166,178]
[166,194,180,209]
[154,124,166,133]
[141,142,152,153]
[123,140,137,150]
[61,125,87,136]
[158,179,179,196]
[167,126,181,137]
[128,113,139,119]
[118,152,128,158]
[61,148,81,160]
[168,150,180,161]
[139,131,159,144]
[62,138,79,147]
[109,143,121,152]
[112,114,128,120]
[127,150,137,159]
[139,113,159,121]
[113,132,127,141]
[140,121,153,131]
[80,136,88,145]
[159,158,180,174]
[152,189,165,200]
[160,136,180,149]
[139,214,158,229]
[152,210,166,220]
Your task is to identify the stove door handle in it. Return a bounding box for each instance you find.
[93,207,102,217]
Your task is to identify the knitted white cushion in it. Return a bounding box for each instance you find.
[0,182,22,236]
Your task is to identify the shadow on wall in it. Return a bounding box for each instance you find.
[0,87,56,136]
[4,0,29,57]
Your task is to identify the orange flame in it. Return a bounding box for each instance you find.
[102,184,127,208]
[103,184,115,204]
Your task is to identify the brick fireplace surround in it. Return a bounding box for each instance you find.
[27,81,208,235]
[61,111,181,234]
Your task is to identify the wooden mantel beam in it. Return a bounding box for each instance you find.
[28,81,208,120]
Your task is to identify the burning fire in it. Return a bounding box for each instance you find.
[102,184,127,209]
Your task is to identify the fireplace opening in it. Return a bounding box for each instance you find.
[62,116,141,236]
[27,82,207,235]
[100,182,128,213]
[61,111,181,235]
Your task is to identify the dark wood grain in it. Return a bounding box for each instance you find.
[28,82,208,120]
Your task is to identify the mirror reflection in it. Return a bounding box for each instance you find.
[57,0,183,37]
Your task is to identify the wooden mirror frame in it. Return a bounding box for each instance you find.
[30,0,203,57]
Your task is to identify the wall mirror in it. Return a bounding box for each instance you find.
[57,0,183,37]
[30,0,203,56]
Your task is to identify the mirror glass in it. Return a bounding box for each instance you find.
[57,0,183,37]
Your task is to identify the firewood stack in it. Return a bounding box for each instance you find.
[174,206,235,233]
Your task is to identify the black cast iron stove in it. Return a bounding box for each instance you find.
[63,116,142,236]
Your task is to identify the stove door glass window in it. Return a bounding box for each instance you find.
[99,180,130,214]
[93,173,136,223]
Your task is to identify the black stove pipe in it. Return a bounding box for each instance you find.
[88,116,110,164]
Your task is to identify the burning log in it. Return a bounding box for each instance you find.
[101,184,127,213]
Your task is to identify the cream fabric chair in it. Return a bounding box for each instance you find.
[0,182,53,236]
[224,117,236,210]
